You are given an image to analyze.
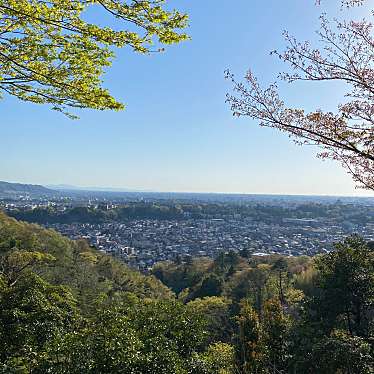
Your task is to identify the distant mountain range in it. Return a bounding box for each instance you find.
[0,180,373,204]
[45,184,139,193]
[0,181,55,197]
[0,181,144,199]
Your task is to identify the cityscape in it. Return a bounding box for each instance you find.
[2,182,373,270]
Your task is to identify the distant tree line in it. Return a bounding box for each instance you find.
[7,201,373,225]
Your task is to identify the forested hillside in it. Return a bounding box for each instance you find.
[0,181,54,198]
[0,212,373,373]
[0,212,172,305]
[9,201,373,225]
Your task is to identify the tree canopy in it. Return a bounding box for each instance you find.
[0,0,188,117]
[226,0,374,190]
[0,211,373,373]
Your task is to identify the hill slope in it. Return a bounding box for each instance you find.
[0,212,173,308]
[0,181,55,198]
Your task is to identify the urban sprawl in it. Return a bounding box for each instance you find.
[2,193,374,270]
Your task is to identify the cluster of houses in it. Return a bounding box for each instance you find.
[43,216,374,270]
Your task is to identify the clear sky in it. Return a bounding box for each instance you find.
[1,0,373,196]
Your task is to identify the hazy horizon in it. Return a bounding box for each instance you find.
[2,179,374,198]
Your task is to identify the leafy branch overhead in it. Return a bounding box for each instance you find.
[0,0,189,116]
[226,0,373,190]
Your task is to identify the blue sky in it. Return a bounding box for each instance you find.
[1,0,373,196]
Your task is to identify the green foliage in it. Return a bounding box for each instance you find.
[0,272,79,372]
[0,0,188,116]
[224,265,274,312]
[0,212,372,374]
[193,342,236,374]
[40,299,206,373]
[297,330,373,374]
[212,251,241,276]
[152,257,212,295]
[10,200,373,225]
[188,273,224,301]
[314,235,374,337]
[0,211,173,311]
[155,236,372,374]
[261,298,291,373]
[235,300,265,374]
[293,264,318,297]
[0,249,55,287]
[187,297,233,345]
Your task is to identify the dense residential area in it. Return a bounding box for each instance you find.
[36,214,374,269]
[1,191,373,269]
